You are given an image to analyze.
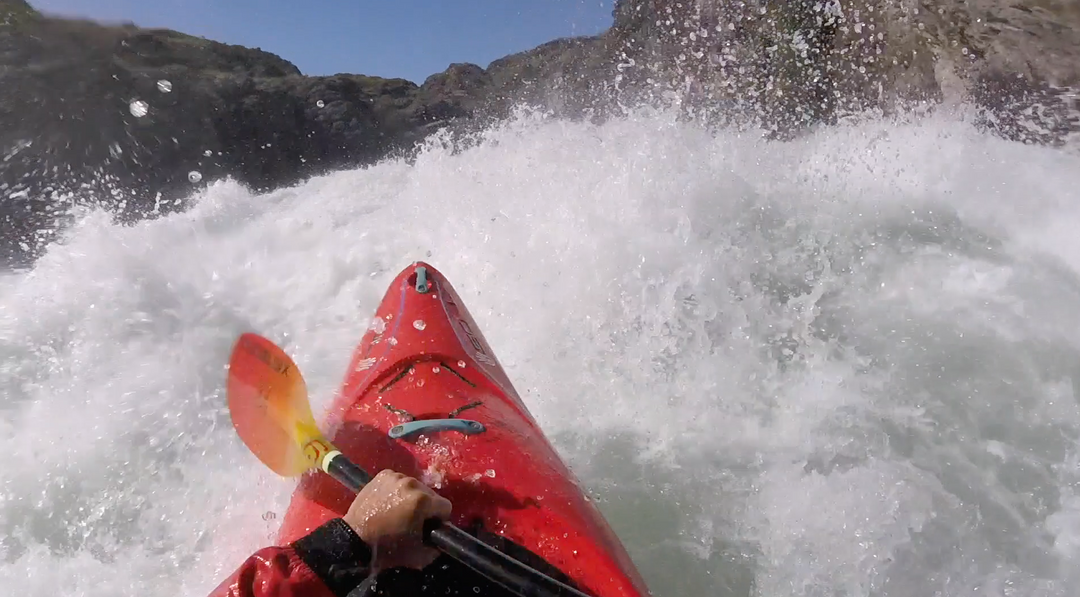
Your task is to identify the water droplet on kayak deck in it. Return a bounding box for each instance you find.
[457,360,467,368]
[129,99,148,117]
[413,319,426,330]
[432,366,441,373]
[485,469,496,478]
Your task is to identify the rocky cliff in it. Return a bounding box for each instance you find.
[605,0,1080,142]
[2,0,1078,266]
[0,0,494,265]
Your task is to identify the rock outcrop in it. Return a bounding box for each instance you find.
[604,0,1080,142]
[2,0,1078,266]
[0,1,487,265]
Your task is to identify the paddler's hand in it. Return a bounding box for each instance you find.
[344,469,452,570]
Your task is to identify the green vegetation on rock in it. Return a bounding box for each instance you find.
[0,0,39,27]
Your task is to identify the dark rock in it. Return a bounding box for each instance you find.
[415,63,490,125]
[0,6,464,267]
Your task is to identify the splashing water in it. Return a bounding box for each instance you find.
[3,108,1080,596]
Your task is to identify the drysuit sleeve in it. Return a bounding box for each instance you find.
[207,518,374,597]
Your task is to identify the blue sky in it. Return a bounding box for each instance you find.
[31,0,616,83]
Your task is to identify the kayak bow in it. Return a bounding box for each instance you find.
[233,262,651,597]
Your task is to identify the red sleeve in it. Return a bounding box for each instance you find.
[207,545,333,597]
[208,518,374,597]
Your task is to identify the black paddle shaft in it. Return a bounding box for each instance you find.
[324,453,595,597]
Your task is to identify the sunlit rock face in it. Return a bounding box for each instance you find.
[608,0,1079,141]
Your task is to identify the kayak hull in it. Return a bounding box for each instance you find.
[275,262,649,597]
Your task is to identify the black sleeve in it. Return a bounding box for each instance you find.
[290,517,374,597]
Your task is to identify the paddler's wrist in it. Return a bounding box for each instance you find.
[291,517,373,570]
[288,518,374,597]
[343,516,376,545]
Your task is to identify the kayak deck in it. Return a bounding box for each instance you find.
[275,262,650,597]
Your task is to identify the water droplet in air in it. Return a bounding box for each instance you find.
[316,100,325,108]
[188,171,203,183]
[157,80,173,93]
[204,149,213,157]
[413,320,426,330]
[129,100,149,117]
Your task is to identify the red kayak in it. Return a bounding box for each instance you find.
[275,262,650,597]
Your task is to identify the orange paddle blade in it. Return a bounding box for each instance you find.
[226,333,326,477]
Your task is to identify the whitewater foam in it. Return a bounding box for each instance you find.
[3,108,1080,596]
